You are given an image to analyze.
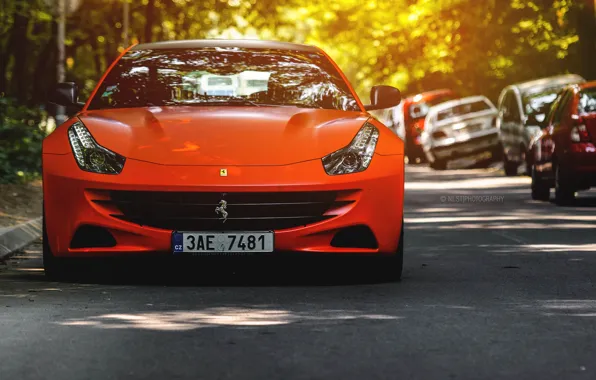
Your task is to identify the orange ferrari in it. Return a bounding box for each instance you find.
[43,40,405,280]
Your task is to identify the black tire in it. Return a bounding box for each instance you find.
[525,155,532,177]
[407,155,424,165]
[374,222,404,282]
[406,144,426,165]
[492,146,504,161]
[554,165,575,206]
[42,215,69,280]
[531,166,550,201]
[503,153,518,176]
[519,146,532,177]
[430,159,447,170]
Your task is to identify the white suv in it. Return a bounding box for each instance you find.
[496,74,585,176]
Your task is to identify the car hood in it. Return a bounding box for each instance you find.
[79,106,367,166]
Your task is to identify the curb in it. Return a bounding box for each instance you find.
[0,217,43,260]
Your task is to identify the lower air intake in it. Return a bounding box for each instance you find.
[70,225,117,249]
[330,225,378,249]
[95,190,352,232]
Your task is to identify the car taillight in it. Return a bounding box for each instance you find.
[413,120,425,134]
[570,124,590,143]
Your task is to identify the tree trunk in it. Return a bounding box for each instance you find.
[0,1,27,98]
[0,41,10,97]
[144,0,155,43]
[104,39,118,71]
[88,34,103,77]
[31,30,56,105]
[578,0,596,80]
[8,0,31,102]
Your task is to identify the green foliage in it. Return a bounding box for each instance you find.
[277,0,585,100]
[0,0,593,183]
[0,98,47,184]
[1,0,590,102]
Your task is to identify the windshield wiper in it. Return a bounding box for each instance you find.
[252,102,322,109]
[174,99,324,109]
[183,98,261,107]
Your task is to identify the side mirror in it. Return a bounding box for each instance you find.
[49,82,84,111]
[364,85,401,111]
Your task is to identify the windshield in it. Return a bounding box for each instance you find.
[88,48,360,111]
[436,100,492,121]
[207,77,233,86]
[578,88,596,115]
[522,87,562,122]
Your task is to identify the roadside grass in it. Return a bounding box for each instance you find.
[0,180,42,227]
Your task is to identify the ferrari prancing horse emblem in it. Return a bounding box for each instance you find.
[215,200,228,223]
[220,168,228,176]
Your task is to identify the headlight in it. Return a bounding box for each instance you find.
[68,120,126,174]
[322,122,379,175]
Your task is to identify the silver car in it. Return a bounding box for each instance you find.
[496,74,585,176]
[421,96,499,170]
[375,103,406,141]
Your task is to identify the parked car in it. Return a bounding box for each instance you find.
[496,74,585,176]
[199,74,239,96]
[237,71,270,96]
[376,102,405,140]
[529,81,596,205]
[382,89,458,163]
[420,96,499,170]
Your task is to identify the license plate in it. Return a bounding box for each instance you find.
[454,124,481,136]
[172,232,274,254]
[466,124,483,133]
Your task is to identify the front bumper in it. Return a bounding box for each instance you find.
[425,131,500,162]
[43,153,404,257]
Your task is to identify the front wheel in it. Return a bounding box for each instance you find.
[525,151,532,177]
[531,166,550,201]
[372,222,404,282]
[430,159,447,170]
[554,165,576,206]
[43,216,70,281]
[503,153,518,176]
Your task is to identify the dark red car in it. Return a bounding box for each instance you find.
[390,89,458,163]
[530,81,596,205]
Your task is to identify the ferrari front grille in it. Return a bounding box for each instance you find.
[93,190,354,231]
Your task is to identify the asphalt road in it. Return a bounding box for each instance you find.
[2,164,596,380]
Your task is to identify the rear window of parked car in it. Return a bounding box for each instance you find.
[578,89,596,115]
[408,94,457,121]
[437,100,491,121]
[207,77,234,86]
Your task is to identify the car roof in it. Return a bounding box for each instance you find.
[511,74,585,94]
[404,89,455,103]
[131,39,320,53]
[428,95,494,115]
[578,81,596,90]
